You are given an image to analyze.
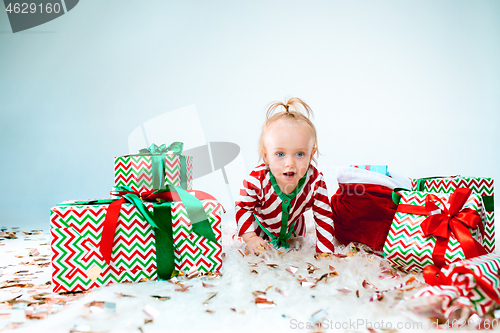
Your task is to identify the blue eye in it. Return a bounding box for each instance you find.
[276,152,284,157]
[297,152,304,157]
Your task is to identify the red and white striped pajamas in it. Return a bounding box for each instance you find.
[235,163,336,253]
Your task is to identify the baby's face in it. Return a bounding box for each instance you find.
[263,119,315,195]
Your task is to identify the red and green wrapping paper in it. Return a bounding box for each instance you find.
[114,142,194,192]
[411,176,494,252]
[383,188,488,272]
[412,252,500,317]
[50,188,222,292]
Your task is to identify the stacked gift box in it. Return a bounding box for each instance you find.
[50,142,223,292]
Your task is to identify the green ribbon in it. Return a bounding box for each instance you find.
[253,171,307,249]
[151,185,217,244]
[151,203,175,280]
[134,142,188,190]
[414,177,494,212]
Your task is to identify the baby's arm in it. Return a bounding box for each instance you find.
[312,173,336,253]
[235,168,271,254]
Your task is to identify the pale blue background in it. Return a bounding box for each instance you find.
[1,0,499,230]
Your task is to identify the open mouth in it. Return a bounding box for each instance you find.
[283,171,295,178]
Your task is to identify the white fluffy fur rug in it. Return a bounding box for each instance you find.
[0,216,439,333]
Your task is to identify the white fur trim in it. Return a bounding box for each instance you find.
[337,166,411,190]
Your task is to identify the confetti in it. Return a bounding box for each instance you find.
[238,250,245,257]
[86,264,102,282]
[151,295,171,301]
[175,285,192,292]
[275,287,288,297]
[252,291,266,296]
[286,266,298,274]
[257,246,265,251]
[306,262,319,274]
[405,276,416,284]
[301,281,316,288]
[317,271,338,283]
[266,263,279,268]
[115,292,135,298]
[186,269,201,279]
[310,309,327,323]
[206,309,215,313]
[202,282,214,288]
[203,292,218,305]
[255,295,276,309]
[250,269,258,274]
[29,248,40,257]
[362,280,378,290]
[337,287,352,294]
[0,313,11,319]
[369,293,384,302]
[143,304,160,319]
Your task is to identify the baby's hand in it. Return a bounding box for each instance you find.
[242,232,272,255]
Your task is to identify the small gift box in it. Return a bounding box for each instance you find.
[114,142,193,192]
[411,176,494,252]
[383,188,487,272]
[350,165,388,176]
[412,252,500,317]
[50,187,222,292]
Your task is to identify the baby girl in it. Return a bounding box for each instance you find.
[235,97,336,254]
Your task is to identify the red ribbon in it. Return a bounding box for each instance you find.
[397,188,486,268]
[424,265,500,304]
[100,188,142,264]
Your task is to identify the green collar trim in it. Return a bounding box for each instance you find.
[269,169,308,201]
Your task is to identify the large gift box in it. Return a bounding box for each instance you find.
[411,176,494,252]
[412,252,500,317]
[383,188,488,272]
[50,187,222,292]
[114,142,193,192]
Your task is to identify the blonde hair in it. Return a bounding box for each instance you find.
[259,97,319,164]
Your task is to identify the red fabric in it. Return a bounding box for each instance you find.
[330,183,397,251]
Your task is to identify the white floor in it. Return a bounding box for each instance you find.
[0,221,444,333]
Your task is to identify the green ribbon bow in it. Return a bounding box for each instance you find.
[135,142,188,190]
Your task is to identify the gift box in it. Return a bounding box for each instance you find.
[411,176,494,252]
[350,165,388,176]
[383,188,487,272]
[114,142,193,192]
[50,187,222,292]
[412,252,500,317]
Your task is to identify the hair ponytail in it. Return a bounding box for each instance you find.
[265,97,314,121]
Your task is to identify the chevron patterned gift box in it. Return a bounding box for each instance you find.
[114,142,194,193]
[50,189,222,292]
[412,252,500,317]
[411,176,494,252]
[383,188,488,272]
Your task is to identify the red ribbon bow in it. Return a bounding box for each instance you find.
[397,188,486,268]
